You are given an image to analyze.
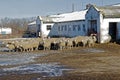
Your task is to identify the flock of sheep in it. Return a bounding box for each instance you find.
[2,35,97,52]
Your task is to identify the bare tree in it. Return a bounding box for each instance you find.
[0,17,36,38]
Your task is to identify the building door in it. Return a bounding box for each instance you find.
[88,20,97,35]
[109,22,117,42]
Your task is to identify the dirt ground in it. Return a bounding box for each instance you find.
[0,43,120,80]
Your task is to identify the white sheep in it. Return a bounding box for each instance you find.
[81,35,97,47]
[6,43,15,52]
[66,38,74,49]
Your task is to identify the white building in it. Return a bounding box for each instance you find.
[49,10,87,37]
[36,16,54,37]
[86,5,120,43]
[28,4,120,43]
[34,9,87,38]
[0,28,12,34]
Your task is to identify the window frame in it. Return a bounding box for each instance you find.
[46,25,52,30]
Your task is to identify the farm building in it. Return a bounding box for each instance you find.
[85,5,120,43]
[36,16,54,37]
[0,28,12,34]
[29,9,87,38]
[27,21,37,37]
[49,10,87,37]
[28,4,120,43]
[28,21,36,33]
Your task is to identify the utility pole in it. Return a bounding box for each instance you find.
[72,3,75,12]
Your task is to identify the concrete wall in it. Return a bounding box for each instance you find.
[101,18,120,43]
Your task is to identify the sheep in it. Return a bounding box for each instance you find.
[18,38,43,52]
[51,41,58,50]
[66,38,74,49]
[38,41,44,50]
[5,41,21,52]
[42,38,52,50]
[1,36,97,52]
[18,40,34,52]
[73,36,86,47]
[19,42,28,52]
[81,37,89,47]
[56,38,67,50]
[40,38,60,50]
[28,39,41,51]
[88,35,97,47]
[12,41,23,52]
[81,35,97,47]
[6,43,15,52]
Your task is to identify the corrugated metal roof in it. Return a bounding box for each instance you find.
[96,6,120,18]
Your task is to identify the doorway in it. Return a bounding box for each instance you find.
[88,20,97,35]
[109,22,117,42]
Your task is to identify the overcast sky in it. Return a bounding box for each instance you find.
[0,0,119,18]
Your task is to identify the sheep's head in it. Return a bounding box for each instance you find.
[92,36,97,42]
[81,40,84,42]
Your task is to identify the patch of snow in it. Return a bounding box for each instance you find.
[1,63,71,77]
[0,53,44,66]
[50,9,87,22]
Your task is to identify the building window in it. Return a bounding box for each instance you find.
[73,25,76,31]
[47,25,51,30]
[61,26,64,31]
[78,25,81,31]
[64,25,67,31]
[83,24,86,32]
[68,25,71,31]
[58,26,60,31]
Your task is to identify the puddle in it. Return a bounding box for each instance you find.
[0,53,44,66]
[0,63,71,77]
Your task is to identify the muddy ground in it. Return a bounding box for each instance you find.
[0,43,120,80]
